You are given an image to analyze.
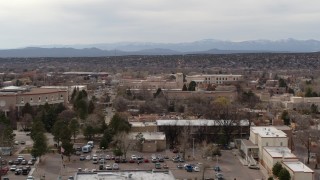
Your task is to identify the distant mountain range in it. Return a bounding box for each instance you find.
[1,38,320,57]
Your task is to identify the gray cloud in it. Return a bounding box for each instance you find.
[0,0,320,48]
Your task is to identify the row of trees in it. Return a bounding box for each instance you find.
[272,162,291,180]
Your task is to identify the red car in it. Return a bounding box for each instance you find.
[173,148,179,153]
[129,159,135,163]
[144,159,149,163]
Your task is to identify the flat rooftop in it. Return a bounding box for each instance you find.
[263,147,297,158]
[129,132,166,140]
[75,171,175,180]
[283,161,314,173]
[156,119,249,126]
[130,122,157,127]
[251,126,287,138]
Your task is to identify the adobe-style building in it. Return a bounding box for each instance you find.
[120,73,184,90]
[0,86,68,114]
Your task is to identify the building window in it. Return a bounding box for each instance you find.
[280,142,283,146]
[46,97,48,101]
[266,142,268,146]
[30,98,33,102]
[21,98,24,103]
[38,97,41,101]
[60,95,63,99]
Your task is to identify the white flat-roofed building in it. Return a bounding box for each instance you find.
[156,119,249,126]
[241,126,288,165]
[262,147,298,173]
[282,161,314,180]
[75,171,175,180]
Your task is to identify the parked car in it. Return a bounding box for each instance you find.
[248,164,260,170]
[121,158,127,163]
[172,148,179,153]
[67,176,74,180]
[172,157,179,163]
[27,160,34,165]
[25,166,31,172]
[14,168,22,175]
[163,164,169,169]
[106,164,112,170]
[193,166,200,172]
[185,165,193,172]
[21,160,27,165]
[10,165,17,171]
[17,156,24,161]
[75,151,81,156]
[92,159,98,164]
[14,160,20,165]
[20,141,26,145]
[26,176,34,180]
[131,155,137,160]
[155,163,161,169]
[86,155,91,160]
[215,173,223,180]
[8,160,13,165]
[179,158,185,162]
[129,159,135,163]
[31,157,36,162]
[151,157,158,163]
[105,155,111,160]
[22,167,29,175]
[112,163,119,170]
[144,159,149,163]
[177,163,183,169]
[80,155,85,161]
[214,166,221,172]
[115,157,120,163]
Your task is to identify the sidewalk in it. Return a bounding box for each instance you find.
[232,149,269,179]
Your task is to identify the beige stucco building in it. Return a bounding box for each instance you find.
[185,74,243,85]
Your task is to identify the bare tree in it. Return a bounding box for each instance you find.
[113,132,133,159]
[20,113,33,131]
[178,123,191,159]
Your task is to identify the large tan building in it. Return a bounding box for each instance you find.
[120,73,184,90]
[0,86,68,114]
[185,74,243,85]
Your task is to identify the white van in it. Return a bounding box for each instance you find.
[82,145,92,153]
[87,141,94,148]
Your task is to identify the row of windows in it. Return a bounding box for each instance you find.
[21,95,64,103]
[205,77,239,81]
[265,142,283,146]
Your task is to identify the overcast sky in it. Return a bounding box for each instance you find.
[0,0,320,49]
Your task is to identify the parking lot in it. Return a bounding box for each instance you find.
[12,146,263,180]
[2,135,264,180]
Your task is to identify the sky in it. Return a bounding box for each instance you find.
[0,0,320,49]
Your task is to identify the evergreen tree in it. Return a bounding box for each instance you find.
[109,113,131,133]
[182,84,188,91]
[88,100,95,114]
[272,162,283,177]
[188,81,197,91]
[281,110,290,125]
[278,168,291,180]
[31,118,47,161]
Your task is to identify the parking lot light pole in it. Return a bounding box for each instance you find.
[192,138,195,159]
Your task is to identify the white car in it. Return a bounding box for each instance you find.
[10,165,17,171]
[86,155,91,160]
[131,155,137,160]
[26,176,34,180]
[17,155,24,161]
[105,155,111,160]
[193,166,200,172]
[106,164,112,170]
